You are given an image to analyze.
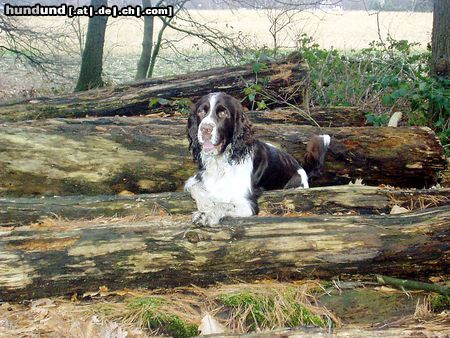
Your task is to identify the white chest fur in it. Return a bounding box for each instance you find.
[201,154,253,203]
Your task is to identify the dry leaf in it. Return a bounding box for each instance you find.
[376,286,400,293]
[388,111,402,127]
[198,312,227,335]
[429,276,444,283]
[390,205,409,214]
[118,190,135,196]
[31,217,57,228]
[99,285,109,297]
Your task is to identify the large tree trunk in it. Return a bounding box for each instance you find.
[431,0,449,77]
[0,118,445,196]
[135,0,154,80]
[74,0,108,92]
[0,53,309,122]
[0,206,448,301]
[2,186,449,227]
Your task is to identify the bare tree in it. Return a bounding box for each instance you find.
[75,0,109,91]
[0,13,69,75]
[135,0,246,79]
[266,8,299,57]
[164,9,247,64]
[218,0,342,55]
[431,0,449,77]
[135,0,156,79]
[219,0,342,10]
[136,0,196,80]
[65,1,87,58]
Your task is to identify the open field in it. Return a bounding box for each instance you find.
[20,9,433,53]
[104,9,433,53]
[0,10,432,101]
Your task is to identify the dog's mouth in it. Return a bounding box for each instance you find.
[202,140,223,153]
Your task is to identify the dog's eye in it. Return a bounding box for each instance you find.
[197,110,206,118]
[217,108,228,118]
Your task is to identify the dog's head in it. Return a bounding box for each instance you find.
[187,92,254,166]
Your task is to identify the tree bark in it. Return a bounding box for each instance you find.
[2,186,449,227]
[0,118,446,197]
[245,106,367,127]
[74,0,108,92]
[225,325,450,338]
[135,0,154,80]
[0,53,309,122]
[431,0,450,77]
[0,206,448,301]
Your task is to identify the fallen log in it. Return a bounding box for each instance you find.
[225,325,450,337]
[2,186,449,226]
[0,117,445,196]
[0,53,309,122]
[0,206,448,301]
[246,106,367,127]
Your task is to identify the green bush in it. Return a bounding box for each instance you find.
[430,294,450,313]
[297,34,449,155]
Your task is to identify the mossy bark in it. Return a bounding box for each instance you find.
[0,117,446,197]
[0,53,309,122]
[246,106,367,127]
[0,206,448,301]
[2,186,449,227]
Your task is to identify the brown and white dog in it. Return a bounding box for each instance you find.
[185,92,330,226]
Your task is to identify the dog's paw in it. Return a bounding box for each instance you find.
[192,211,207,225]
[191,210,221,226]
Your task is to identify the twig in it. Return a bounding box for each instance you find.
[376,275,450,296]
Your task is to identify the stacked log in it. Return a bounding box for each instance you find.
[1,186,449,227]
[0,118,446,197]
[0,206,448,301]
[0,53,309,122]
[0,54,448,305]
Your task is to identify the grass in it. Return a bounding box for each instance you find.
[95,295,200,337]
[90,281,338,336]
[430,294,450,313]
[1,280,448,336]
[219,290,328,331]
[213,282,338,332]
[125,297,199,338]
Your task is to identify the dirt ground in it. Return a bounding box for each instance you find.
[0,282,448,337]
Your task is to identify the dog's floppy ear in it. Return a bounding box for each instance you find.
[187,102,202,168]
[229,97,254,163]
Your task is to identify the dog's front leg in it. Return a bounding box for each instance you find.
[188,181,217,225]
[187,178,255,226]
[192,191,254,226]
[209,200,254,223]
